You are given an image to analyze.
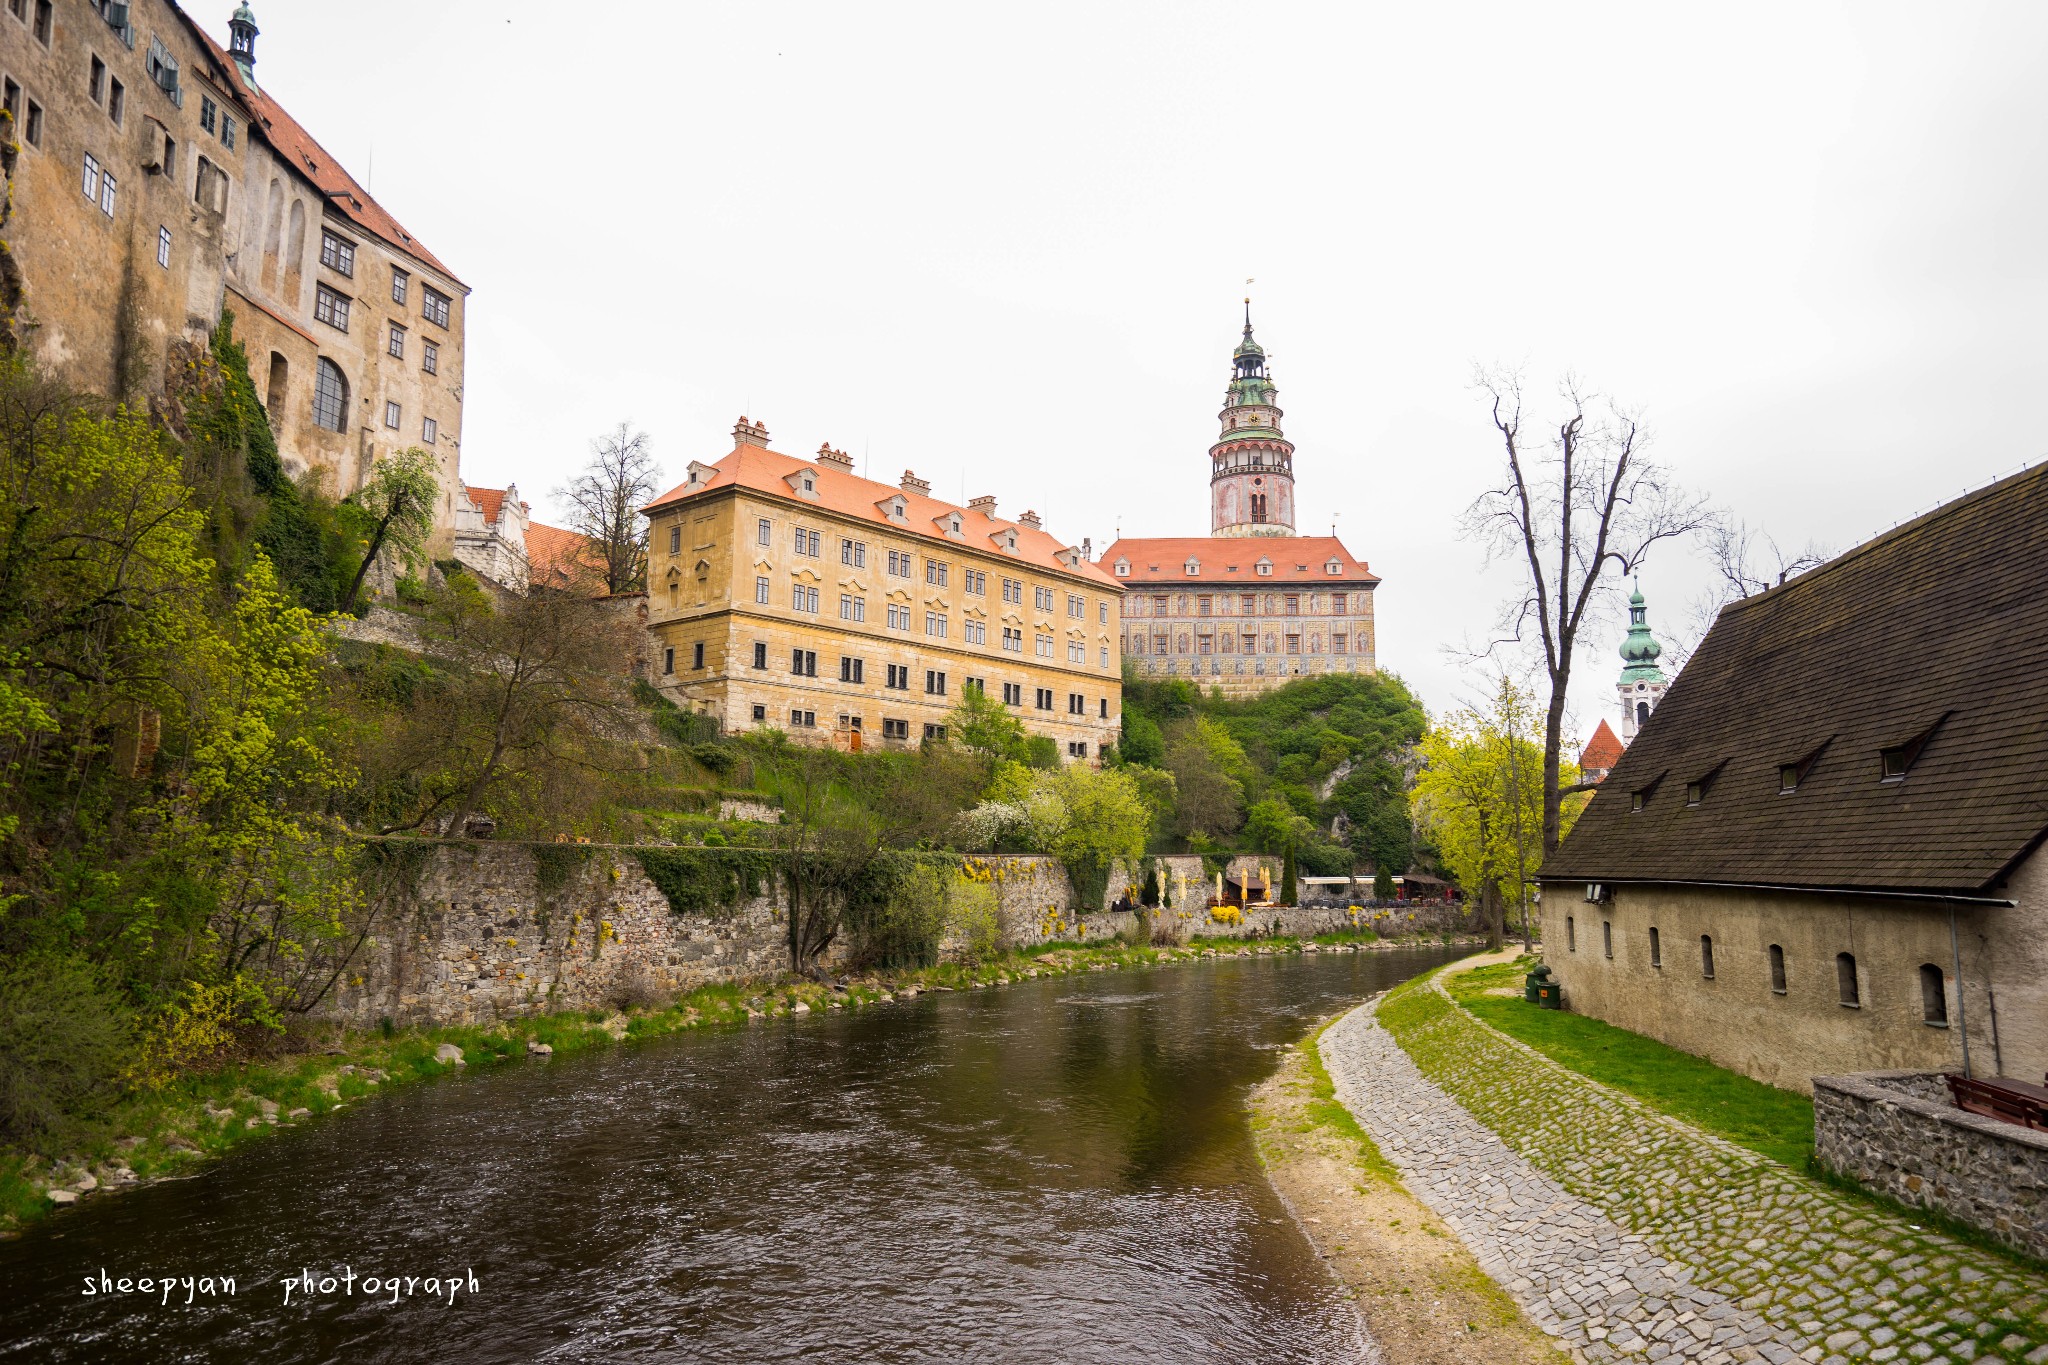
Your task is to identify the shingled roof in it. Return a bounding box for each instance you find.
[1097,535,1379,587]
[1543,463,2048,899]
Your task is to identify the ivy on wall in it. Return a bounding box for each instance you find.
[631,847,777,920]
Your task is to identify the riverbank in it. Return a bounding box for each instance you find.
[1,927,1487,1239]
[1333,954,2048,1364]
[1249,1020,1573,1364]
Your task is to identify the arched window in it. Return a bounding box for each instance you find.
[1920,964,1948,1025]
[1700,934,1715,979]
[1250,492,1268,523]
[312,358,349,432]
[1768,944,1787,994]
[1836,952,1860,1006]
[265,351,288,422]
[1636,700,1650,728]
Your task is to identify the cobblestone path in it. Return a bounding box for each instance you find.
[1323,963,2047,1365]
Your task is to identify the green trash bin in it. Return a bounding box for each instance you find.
[1525,964,1563,1009]
[1524,964,1551,1003]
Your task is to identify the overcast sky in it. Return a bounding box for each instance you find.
[211,2,2048,741]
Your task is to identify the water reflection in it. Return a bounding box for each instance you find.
[0,947,1460,1363]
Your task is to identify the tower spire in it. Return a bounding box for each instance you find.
[1208,302,1294,537]
[1617,578,1669,743]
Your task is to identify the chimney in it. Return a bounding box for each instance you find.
[900,470,931,497]
[1081,536,1092,560]
[816,443,855,471]
[732,415,770,448]
[967,495,997,518]
[1017,508,1043,531]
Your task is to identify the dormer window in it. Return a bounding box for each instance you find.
[1326,559,1342,575]
[1114,558,1130,577]
[1778,741,1830,794]
[1629,772,1665,813]
[949,514,961,534]
[802,474,815,492]
[1255,558,1273,577]
[1184,558,1200,576]
[1684,761,1726,808]
[1879,713,1947,783]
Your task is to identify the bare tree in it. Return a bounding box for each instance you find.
[1664,517,1831,673]
[555,423,658,595]
[1464,371,1711,856]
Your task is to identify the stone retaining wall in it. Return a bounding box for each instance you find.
[1813,1069,2048,1260]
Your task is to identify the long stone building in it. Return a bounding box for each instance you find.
[1540,465,2048,1093]
[641,418,1122,757]
[1098,306,1379,697]
[0,2,469,546]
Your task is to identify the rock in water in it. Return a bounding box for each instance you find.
[47,1189,77,1205]
[434,1043,466,1066]
[71,1172,97,1193]
[526,1040,554,1056]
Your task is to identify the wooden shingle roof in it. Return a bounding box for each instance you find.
[1543,464,2048,898]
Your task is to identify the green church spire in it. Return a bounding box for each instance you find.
[1618,581,1665,684]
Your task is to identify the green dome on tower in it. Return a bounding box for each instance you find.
[1619,582,1666,683]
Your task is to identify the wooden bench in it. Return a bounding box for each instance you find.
[1946,1073,2048,1131]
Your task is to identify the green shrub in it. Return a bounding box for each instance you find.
[0,955,135,1146]
[948,876,1002,966]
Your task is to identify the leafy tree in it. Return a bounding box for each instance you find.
[342,446,439,612]
[1118,708,1165,767]
[950,682,1029,772]
[1163,716,1247,841]
[555,422,657,595]
[1280,844,1298,907]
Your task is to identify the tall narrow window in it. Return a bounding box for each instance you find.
[1566,916,1575,952]
[383,401,401,429]
[422,285,452,328]
[1919,964,1948,1026]
[692,641,705,670]
[392,268,410,305]
[661,647,674,676]
[90,55,106,104]
[421,417,438,444]
[311,358,349,433]
[1768,944,1787,995]
[156,226,171,268]
[422,340,439,374]
[107,79,122,127]
[1836,953,1859,1007]
[314,283,351,332]
[388,324,405,359]
[1648,927,1662,968]
[752,642,767,669]
[1700,935,1715,980]
[1602,920,1613,959]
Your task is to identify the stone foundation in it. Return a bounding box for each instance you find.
[1813,1069,2048,1260]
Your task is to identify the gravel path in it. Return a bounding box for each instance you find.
[1320,963,2047,1365]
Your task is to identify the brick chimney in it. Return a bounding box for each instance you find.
[1017,508,1043,531]
[732,416,770,448]
[968,495,997,518]
[900,470,931,496]
[816,444,854,471]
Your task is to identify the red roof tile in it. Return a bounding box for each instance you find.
[1096,535,1379,587]
[645,437,1117,588]
[465,485,507,526]
[525,521,604,588]
[1579,719,1624,773]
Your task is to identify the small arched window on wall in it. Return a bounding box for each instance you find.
[311,358,349,433]
[1836,952,1860,1007]
[1920,964,1948,1025]
[1250,492,1268,523]
[1768,944,1787,994]
[266,352,288,423]
[1637,700,1650,728]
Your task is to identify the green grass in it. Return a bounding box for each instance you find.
[1295,1020,1403,1184]
[1443,958,1816,1168]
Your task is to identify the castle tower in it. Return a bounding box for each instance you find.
[1617,581,1668,743]
[1209,301,1296,537]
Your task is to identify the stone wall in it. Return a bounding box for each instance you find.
[1814,1070,2048,1261]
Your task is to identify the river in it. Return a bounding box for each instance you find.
[0,946,1464,1363]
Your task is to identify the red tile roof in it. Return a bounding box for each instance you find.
[1579,719,1624,774]
[525,521,604,589]
[1096,535,1379,587]
[465,485,508,526]
[645,434,1117,588]
[181,12,460,283]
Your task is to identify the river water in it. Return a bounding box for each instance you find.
[0,946,1462,1364]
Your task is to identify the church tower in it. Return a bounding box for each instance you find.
[1209,302,1296,537]
[1617,582,1668,743]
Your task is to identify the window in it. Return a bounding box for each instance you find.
[314,284,351,332]
[1332,592,1347,614]
[320,229,356,277]
[1836,953,1859,1007]
[1035,586,1054,611]
[925,612,948,638]
[839,657,864,683]
[789,709,816,728]
[887,549,912,577]
[391,269,410,305]
[91,55,108,103]
[963,620,986,645]
[839,593,865,622]
[1099,646,1109,668]
[1068,594,1085,617]
[1068,641,1084,663]
[24,98,42,147]
[1002,577,1023,604]
[752,642,768,669]
[1768,944,1787,995]
[1099,602,1109,624]
[421,417,438,444]
[1647,926,1661,967]
[1566,916,1576,951]
[98,166,117,216]
[1256,561,1272,577]
[422,285,452,328]
[1100,698,1109,718]
[1701,935,1715,979]
[32,0,48,45]
[757,518,772,547]
[383,401,400,429]
[751,704,768,723]
[1034,687,1053,711]
[923,723,947,742]
[886,664,909,691]
[964,568,986,595]
[1285,633,1300,654]
[1920,964,1948,1026]
[82,153,102,203]
[887,603,911,631]
[692,641,706,670]
[311,358,349,433]
[422,340,439,375]
[882,718,909,740]
[926,560,948,587]
[1067,693,1084,715]
[1332,634,1347,654]
[1001,626,1022,653]
[791,526,820,556]
[793,585,819,613]
[220,115,234,150]
[924,669,946,696]
[963,677,985,695]
[790,649,817,677]
[107,78,123,126]
[156,225,171,267]
[1602,920,1613,959]
[388,324,405,359]
[665,525,680,556]
[1196,595,1212,617]
[199,93,215,132]
[661,647,674,676]
[1002,682,1022,706]
[840,538,866,568]
[1778,765,1799,793]
[755,577,771,605]
[1035,634,1053,658]
[1068,742,1089,758]
[1285,594,1300,614]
